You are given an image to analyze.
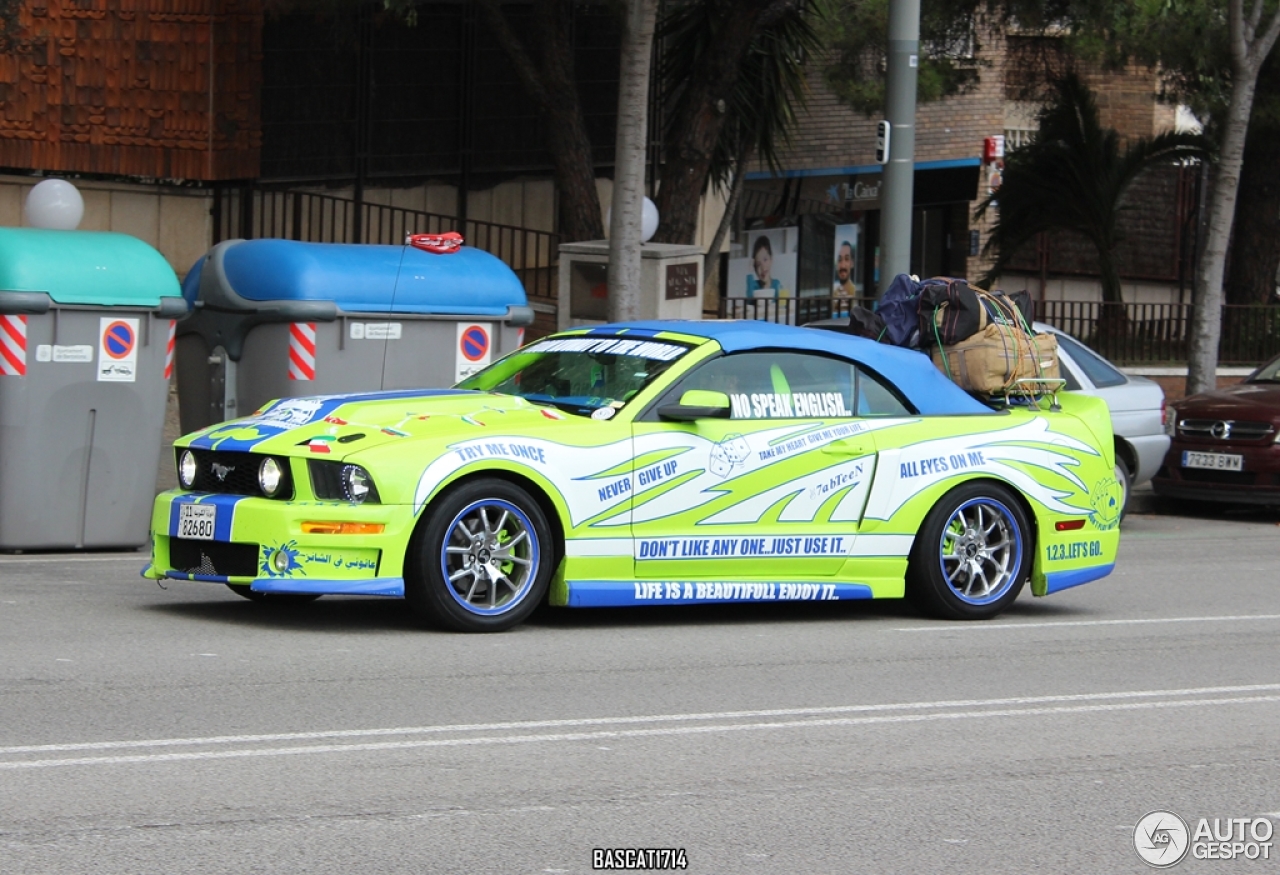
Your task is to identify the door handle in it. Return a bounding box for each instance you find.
[822,438,871,456]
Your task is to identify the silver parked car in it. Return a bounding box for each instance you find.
[804,318,1169,517]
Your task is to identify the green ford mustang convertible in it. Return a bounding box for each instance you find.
[144,320,1121,632]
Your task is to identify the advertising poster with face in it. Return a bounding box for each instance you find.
[832,223,860,298]
[728,228,798,300]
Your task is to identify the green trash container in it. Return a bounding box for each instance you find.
[0,228,188,550]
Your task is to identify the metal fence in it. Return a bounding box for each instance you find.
[1039,300,1280,367]
[718,294,876,326]
[211,185,560,303]
[721,294,1280,367]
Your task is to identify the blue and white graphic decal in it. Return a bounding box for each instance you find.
[701,456,874,525]
[412,418,912,530]
[259,541,381,577]
[523,336,687,361]
[564,579,874,607]
[863,419,1099,520]
[188,390,468,451]
[1088,477,1124,531]
[636,533,854,560]
[168,493,248,540]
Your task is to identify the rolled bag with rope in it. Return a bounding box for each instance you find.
[915,277,1060,395]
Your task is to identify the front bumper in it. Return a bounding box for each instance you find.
[143,490,416,597]
[1152,440,1280,505]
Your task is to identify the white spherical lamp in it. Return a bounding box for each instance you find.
[606,196,661,244]
[25,179,85,230]
[641,196,659,243]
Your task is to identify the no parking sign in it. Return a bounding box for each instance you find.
[97,317,139,382]
[455,323,493,382]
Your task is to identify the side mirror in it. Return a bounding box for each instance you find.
[657,389,732,421]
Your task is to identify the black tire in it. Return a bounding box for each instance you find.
[1114,454,1133,523]
[907,482,1033,621]
[225,584,321,603]
[406,478,554,633]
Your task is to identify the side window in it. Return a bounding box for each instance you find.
[666,352,866,420]
[856,368,913,415]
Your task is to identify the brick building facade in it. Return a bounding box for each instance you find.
[740,26,1191,304]
[0,0,261,181]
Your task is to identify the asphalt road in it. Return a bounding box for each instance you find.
[2,502,1279,874]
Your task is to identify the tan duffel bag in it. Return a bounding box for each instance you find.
[930,323,1060,394]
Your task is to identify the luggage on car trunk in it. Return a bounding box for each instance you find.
[929,322,1060,394]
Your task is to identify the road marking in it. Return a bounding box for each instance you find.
[894,614,1280,631]
[2,684,1278,770]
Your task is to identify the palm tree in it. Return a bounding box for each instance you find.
[658,0,824,293]
[654,0,826,246]
[978,74,1206,331]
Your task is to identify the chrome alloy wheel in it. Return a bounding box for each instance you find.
[937,497,1022,605]
[440,498,540,615]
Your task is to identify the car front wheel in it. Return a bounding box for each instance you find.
[407,478,553,633]
[907,482,1032,620]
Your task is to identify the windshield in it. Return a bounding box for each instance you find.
[457,335,694,417]
[1248,354,1280,383]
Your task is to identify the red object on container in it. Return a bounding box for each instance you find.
[407,232,464,254]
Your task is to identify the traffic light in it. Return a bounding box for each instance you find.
[875,121,891,164]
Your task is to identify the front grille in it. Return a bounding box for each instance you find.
[1178,419,1274,441]
[1179,469,1257,485]
[177,449,295,499]
[169,539,260,577]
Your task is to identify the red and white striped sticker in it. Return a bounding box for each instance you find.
[163,320,176,380]
[0,315,27,376]
[288,322,317,381]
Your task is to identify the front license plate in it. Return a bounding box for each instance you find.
[1182,451,1244,471]
[178,504,217,540]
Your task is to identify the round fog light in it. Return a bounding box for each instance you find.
[179,450,197,489]
[272,550,290,573]
[258,457,284,497]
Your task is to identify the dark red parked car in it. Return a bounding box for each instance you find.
[1153,354,1280,505]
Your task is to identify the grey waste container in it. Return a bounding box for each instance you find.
[0,228,188,550]
[175,238,534,433]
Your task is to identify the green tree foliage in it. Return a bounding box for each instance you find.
[822,0,1083,114]
[659,0,823,192]
[653,0,827,244]
[978,74,1207,309]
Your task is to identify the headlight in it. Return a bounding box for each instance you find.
[1163,406,1178,437]
[258,457,284,497]
[178,450,197,489]
[341,464,375,504]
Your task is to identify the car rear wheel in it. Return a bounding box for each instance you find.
[224,584,321,603]
[407,478,553,633]
[907,482,1031,620]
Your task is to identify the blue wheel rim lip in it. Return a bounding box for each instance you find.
[940,496,1022,605]
[440,498,540,616]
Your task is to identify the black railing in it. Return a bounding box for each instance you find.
[211,186,560,303]
[722,294,1280,367]
[1038,300,1280,367]
[719,294,875,325]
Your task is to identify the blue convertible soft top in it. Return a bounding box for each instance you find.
[583,320,994,416]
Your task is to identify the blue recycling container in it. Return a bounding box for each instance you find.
[175,238,534,432]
